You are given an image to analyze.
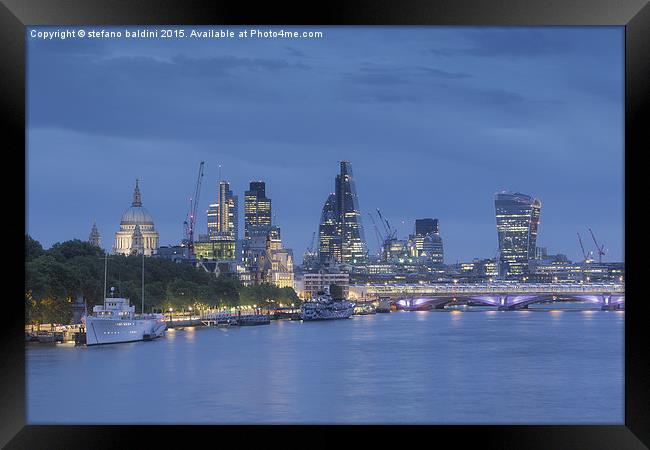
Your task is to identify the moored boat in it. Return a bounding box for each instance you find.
[83,291,167,346]
[300,289,354,321]
[82,252,166,346]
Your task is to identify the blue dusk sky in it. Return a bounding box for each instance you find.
[26,26,624,263]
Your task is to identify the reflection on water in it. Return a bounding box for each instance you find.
[27,303,623,424]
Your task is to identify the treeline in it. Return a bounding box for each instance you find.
[25,235,299,325]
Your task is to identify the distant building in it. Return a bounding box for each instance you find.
[494,191,541,278]
[421,232,444,264]
[195,233,236,261]
[297,270,350,300]
[233,180,295,289]
[315,161,368,266]
[242,181,273,268]
[113,180,159,256]
[415,218,439,237]
[382,238,408,262]
[459,258,499,280]
[244,181,272,238]
[318,193,342,264]
[156,245,187,263]
[88,220,101,247]
[269,247,294,289]
[336,161,367,263]
[208,181,238,241]
[407,218,444,265]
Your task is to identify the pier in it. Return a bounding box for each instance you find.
[25,324,85,344]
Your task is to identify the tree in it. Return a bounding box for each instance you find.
[24,237,300,324]
[25,234,44,262]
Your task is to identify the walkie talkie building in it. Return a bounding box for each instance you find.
[494,192,541,278]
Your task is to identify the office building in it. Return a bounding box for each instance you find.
[415,218,439,237]
[494,191,541,277]
[316,161,368,266]
[244,181,272,238]
[208,181,238,241]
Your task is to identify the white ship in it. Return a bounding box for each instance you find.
[300,289,355,321]
[82,252,166,346]
[83,290,166,346]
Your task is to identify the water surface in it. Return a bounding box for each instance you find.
[27,304,624,424]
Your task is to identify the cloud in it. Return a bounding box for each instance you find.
[343,63,471,86]
[426,28,571,59]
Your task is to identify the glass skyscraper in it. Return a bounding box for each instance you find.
[244,181,272,238]
[317,161,368,265]
[415,218,439,237]
[207,181,238,241]
[494,192,541,277]
[318,193,342,264]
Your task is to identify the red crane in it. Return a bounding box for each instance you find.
[183,161,204,258]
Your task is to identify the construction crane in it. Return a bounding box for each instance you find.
[577,232,594,263]
[376,208,397,240]
[367,212,385,251]
[183,161,205,258]
[588,228,606,263]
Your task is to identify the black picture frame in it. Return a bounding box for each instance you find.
[3,0,648,448]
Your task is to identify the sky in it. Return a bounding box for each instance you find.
[26,26,624,263]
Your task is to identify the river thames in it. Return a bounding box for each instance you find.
[27,303,624,424]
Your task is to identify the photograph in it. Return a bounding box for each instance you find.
[23,24,626,425]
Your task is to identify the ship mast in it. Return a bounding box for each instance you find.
[103,251,108,307]
[141,251,145,315]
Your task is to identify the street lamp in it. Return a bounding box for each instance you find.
[188,306,193,323]
[168,308,173,326]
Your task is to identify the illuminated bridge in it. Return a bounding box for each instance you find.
[348,283,625,311]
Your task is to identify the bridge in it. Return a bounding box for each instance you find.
[348,283,625,311]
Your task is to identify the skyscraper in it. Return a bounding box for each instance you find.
[494,192,541,277]
[335,161,367,263]
[243,181,272,267]
[315,162,368,266]
[207,181,238,241]
[244,181,272,238]
[318,193,342,264]
[415,218,439,237]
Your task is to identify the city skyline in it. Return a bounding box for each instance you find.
[27,26,624,262]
